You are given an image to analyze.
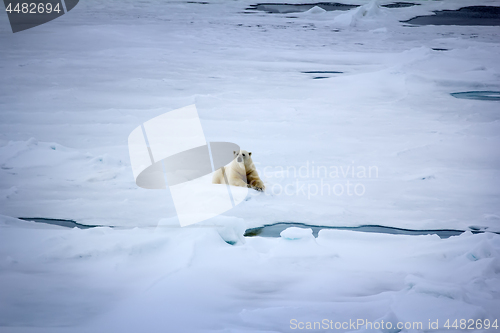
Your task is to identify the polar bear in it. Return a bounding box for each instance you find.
[212,150,265,191]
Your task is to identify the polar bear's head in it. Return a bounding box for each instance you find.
[233,149,253,167]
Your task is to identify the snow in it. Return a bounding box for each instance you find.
[280,226,313,240]
[303,6,327,16]
[1,0,500,331]
[333,0,383,27]
[1,0,499,230]
[1,216,499,332]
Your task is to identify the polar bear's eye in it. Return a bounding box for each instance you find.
[243,154,245,157]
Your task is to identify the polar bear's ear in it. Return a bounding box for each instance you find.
[249,152,252,156]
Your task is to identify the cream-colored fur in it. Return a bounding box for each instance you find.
[212,150,265,191]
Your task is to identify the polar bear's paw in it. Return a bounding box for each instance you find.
[248,180,265,192]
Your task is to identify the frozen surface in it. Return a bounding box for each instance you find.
[1,0,499,232]
[1,0,500,331]
[1,216,500,332]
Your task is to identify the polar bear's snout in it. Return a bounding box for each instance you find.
[234,150,244,163]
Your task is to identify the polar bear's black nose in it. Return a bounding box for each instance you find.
[237,156,243,162]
